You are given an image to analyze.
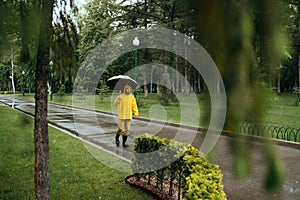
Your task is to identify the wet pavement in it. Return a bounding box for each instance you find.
[0,95,299,199]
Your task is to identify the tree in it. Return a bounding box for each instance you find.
[51,4,79,93]
[77,0,197,96]
[287,0,300,91]
[0,1,22,93]
[33,0,77,198]
[77,0,120,62]
[1,1,77,198]
[120,0,195,95]
[188,0,289,193]
[0,35,21,93]
[33,0,54,198]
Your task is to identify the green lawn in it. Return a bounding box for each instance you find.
[0,106,157,200]
[264,93,300,128]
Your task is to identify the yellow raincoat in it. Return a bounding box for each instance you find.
[114,88,138,119]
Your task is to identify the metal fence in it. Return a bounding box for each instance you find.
[239,122,300,142]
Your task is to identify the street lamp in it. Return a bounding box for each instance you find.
[10,71,15,94]
[132,37,139,98]
[49,61,54,101]
[22,70,25,96]
[9,75,12,93]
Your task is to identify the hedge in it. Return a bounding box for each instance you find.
[131,133,227,200]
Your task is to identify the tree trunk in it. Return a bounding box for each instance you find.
[11,59,15,93]
[197,75,201,93]
[144,71,148,98]
[143,0,148,99]
[34,0,54,199]
[298,53,300,88]
[143,49,149,99]
[175,55,179,93]
[184,62,189,95]
[298,0,300,89]
[277,69,281,95]
[181,75,184,94]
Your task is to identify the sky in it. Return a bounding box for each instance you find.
[75,0,132,8]
[75,0,90,7]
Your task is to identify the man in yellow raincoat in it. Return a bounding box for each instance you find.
[114,85,138,147]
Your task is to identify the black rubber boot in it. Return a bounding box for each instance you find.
[115,134,120,146]
[115,128,122,146]
[122,135,128,147]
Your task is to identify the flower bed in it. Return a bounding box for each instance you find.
[126,175,180,200]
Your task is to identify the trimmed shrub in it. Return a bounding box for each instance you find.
[182,145,226,199]
[132,134,226,199]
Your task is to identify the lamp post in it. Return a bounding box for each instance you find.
[10,64,15,94]
[132,37,139,98]
[49,61,53,101]
[9,75,12,93]
[22,70,25,96]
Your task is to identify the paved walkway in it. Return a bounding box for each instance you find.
[0,95,299,199]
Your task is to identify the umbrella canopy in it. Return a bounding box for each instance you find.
[107,75,138,91]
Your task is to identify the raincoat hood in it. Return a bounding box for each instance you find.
[123,85,132,94]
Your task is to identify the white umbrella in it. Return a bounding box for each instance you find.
[107,75,138,91]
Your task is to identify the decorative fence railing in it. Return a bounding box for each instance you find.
[239,122,300,142]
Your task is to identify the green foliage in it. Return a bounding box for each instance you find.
[77,0,120,62]
[264,156,285,193]
[132,134,226,199]
[132,133,169,174]
[135,87,145,107]
[159,86,175,106]
[98,80,110,101]
[187,0,291,192]
[57,85,65,97]
[159,86,169,106]
[181,146,226,199]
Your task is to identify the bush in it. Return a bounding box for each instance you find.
[57,85,65,97]
[0,91,11,94]
[182,146,226,199]
[98,81,110,101]
[132,134,226,199]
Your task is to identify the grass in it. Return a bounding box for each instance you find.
[264,93,300,128]
[0,106,157,200]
